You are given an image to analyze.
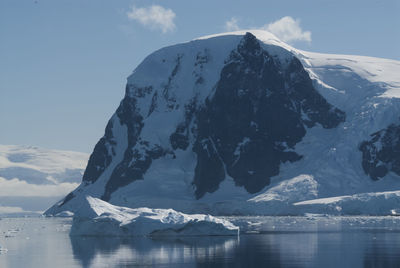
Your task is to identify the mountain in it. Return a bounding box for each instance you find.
[46,30,400,215]
[0,144,88,213]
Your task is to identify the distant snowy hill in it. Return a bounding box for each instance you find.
[0,145,88,214]
[46,30,400,216]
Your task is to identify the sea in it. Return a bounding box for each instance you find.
[0,216,399,267]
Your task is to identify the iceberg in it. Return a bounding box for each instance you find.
[70,196,239,237]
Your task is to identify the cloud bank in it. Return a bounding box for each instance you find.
[0,177,79,197]
[224,16,311,44]
[127,5,176,33]
[0,205,24,214]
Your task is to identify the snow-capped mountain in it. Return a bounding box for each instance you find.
[0,144,88,213]
[46,30,400,215]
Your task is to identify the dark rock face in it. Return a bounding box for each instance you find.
[191,33,345,198]
[101,89,166,201]
[59,192,75,207]
[359,123,400,180]
[81,84,168,202]
[81,120,115,184]
[170,98,198,151]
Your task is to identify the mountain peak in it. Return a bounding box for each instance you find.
[46,28,400,216]
[195,29,293,51]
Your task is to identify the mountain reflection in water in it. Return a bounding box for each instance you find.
[70,231,400,267]
[70,236,239,267]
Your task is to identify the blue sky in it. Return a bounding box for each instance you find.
[1,0,399,153]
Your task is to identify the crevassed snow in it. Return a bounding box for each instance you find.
[70,196,239,236]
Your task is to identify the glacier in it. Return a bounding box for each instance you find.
[46,30,400,216]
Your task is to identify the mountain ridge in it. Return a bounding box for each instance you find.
[46,30,400,216]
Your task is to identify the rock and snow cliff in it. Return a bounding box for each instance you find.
[46,30,400,216]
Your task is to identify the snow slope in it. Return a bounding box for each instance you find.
[70,196,239,236]
[46,30,400,216]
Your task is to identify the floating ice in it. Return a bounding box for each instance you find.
[70,196,239,237]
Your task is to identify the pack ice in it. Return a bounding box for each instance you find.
[70,196,239,236]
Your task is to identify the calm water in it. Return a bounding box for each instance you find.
[0,216,400,267]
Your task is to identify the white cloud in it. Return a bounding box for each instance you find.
[127,5,176,33]
[263,16,311,43]
[222,16,311,44]
[0,177,79,197]
[0,206,24,214]
[225,17,240,31]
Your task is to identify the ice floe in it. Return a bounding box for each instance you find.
[70,196,239,237]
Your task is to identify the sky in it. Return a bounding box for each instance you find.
[1,0,399,153]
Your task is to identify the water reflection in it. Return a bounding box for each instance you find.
[2,217,400,268]
[70,227,400,267]
[363,233,400,268]
[70,236,239,267]
[70,234,321,267]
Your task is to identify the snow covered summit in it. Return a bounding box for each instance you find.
[46,30,400,216]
